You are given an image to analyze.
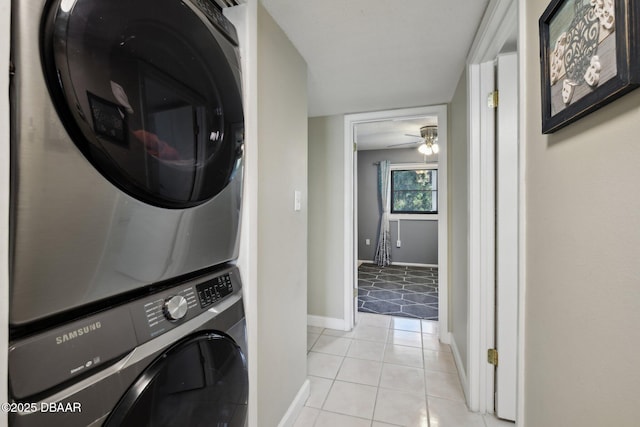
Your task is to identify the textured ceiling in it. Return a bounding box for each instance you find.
[260,0,490,117]
[355,116,438,151]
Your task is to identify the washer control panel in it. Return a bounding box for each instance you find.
[163,295,189,321]
[8,265,242,400]
[143,287,197,331]
[196,274,233,308]
[133,266,240,343]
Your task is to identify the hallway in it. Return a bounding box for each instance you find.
[296,313,513,426]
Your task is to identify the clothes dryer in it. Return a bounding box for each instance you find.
[10,0,244,332]
[8,265,248,426]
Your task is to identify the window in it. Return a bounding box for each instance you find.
[391,168,437,214]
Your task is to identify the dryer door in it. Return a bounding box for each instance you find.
[42,0,244,209]
[105,331,248,427]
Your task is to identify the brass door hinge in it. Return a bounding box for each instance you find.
[488,348,499,366]
[353,142,357,152]
[487,91,499,108]
[353,288,358,298]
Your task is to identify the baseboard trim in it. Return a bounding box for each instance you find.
[357,260,438,268]
[393,262,438,268]
[277,379,310,427]
[307,315,347,331]
[449,332,470,402]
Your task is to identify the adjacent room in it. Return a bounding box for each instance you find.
[356,118,441,320]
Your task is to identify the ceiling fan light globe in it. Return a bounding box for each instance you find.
[418,143,433,155]
[432,143,440,154]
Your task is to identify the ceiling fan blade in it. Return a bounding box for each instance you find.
[404,133,421,138]
[388,140,421,148]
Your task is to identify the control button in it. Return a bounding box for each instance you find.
[163,295,188,321]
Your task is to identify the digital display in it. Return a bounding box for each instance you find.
[196,274,233,308]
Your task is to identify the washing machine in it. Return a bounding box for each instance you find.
[10,0,245,334]
[8,265,248,426]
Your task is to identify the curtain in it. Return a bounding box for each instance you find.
[374,160,391,267]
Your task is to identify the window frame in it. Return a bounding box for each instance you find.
[388,163,438,221]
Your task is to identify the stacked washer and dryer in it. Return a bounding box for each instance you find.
[9,0,247,425]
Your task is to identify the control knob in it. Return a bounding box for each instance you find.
[163,295,188,321]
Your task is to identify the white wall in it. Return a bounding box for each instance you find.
[522,1,640,425]
[448,71,469,377]
[308,115,345,322]
[1,0,9,423]
[256,3,309,426]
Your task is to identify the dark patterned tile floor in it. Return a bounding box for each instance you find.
[357,263,438,320]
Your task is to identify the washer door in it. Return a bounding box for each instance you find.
[105,331,248,427]
[42,0,244,208]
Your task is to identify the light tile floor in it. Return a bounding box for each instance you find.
[297,313,514,427]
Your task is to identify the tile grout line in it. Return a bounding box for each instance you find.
[313,345,343,426]
[422,324,433,427]
[368,324,389,426]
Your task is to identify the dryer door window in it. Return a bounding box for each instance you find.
[105,331,248,426]
[42,0,244,208]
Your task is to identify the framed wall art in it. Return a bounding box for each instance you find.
[539,0,640,133]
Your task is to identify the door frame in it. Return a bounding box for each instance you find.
[343,105,449,343]
[465,0,523,420]
[0,0,9,416]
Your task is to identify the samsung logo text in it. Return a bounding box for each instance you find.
[55,321,102,344]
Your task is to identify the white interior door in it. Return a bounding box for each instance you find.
[495,51,518,421]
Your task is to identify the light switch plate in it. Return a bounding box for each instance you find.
[294,190,301,211]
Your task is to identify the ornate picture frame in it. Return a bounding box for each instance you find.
[539,0,640,134]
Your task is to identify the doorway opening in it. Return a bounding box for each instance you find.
[343,105,448,343]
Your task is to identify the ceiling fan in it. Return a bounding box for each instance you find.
[387,125,439,155]
[387,138,422,148]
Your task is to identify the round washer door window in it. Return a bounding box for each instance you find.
[42,0,244,208]
[105,331,248,426]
